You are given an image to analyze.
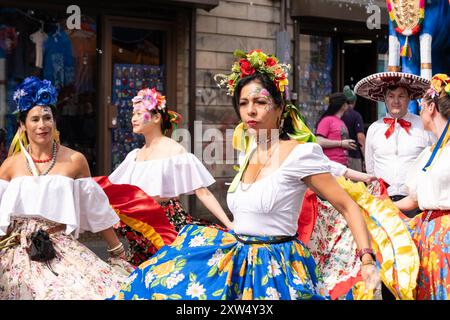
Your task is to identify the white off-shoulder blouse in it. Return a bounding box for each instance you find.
[406,145,450,210]
[109,149,215,198]
[228,143,331,237]
[0,175,119,238]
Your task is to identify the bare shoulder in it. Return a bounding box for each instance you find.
[58,145,90,177]
[163,137,187,156]
[0,154,21,180]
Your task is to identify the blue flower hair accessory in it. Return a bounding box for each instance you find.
[13,77,58,113]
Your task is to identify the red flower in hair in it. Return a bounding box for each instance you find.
[265,57,277,67]
[240,59,255,77]
[249,49,262,54]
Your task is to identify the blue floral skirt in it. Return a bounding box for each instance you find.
[112,225,329,300]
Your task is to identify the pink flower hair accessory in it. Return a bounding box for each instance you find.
[131,88,166,111]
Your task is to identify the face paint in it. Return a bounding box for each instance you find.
[41,106,52,114]
[245,87,275,111]
[142,112,151,124]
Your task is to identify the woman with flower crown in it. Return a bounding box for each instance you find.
[0,76,132,299]
[103,87,233,267]
[112,50,380,300]
[391,74,450,300]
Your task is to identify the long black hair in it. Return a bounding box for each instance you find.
[317,92,347,125]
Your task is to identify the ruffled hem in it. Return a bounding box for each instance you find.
[337,177,420,300]
[0,175,118,238]
[109,150,215,197]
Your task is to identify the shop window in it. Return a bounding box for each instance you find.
[110,26,166,170]
[298,34,333,131]
[0,8,97,170]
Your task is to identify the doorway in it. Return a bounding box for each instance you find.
[98,16,176,174]
[343,39,378,128]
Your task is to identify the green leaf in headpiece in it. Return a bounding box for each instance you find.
[233,49,247,58]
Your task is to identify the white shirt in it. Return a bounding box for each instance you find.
[228,143,330,236]
[0,175,119,238]
[406,145,450,210]
[238,141,346,177]
[109,149,215,198]
[30,30,48,68]
[365,112,434,196]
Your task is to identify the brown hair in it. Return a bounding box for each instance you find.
[423,90,450,120]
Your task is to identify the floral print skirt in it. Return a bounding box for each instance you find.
[0,217,128,300]
[117,199,223,266]
[307,195,362,299]
[113,224,329,300]
[406,210,450,300]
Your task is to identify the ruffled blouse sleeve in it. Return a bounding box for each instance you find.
[283,143,331,181]
[75,178,119,237]
[109,149,139,184]
[158,153,215,197]
[0,179,9,199]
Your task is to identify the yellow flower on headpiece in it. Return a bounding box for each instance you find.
[430,73,450,97]
[445,83,450,96]
[278,78,289,92]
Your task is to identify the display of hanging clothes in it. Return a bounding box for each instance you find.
[0,26,17,53]
[2,12,37,80]
[30,29,48,69]
[43,26,75,89]
[67,23,96,94]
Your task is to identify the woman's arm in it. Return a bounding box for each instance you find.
[195,187,233,230]
[395,195,418,212]
[344,168,377,184]
[71,149,126,257]
[100,227,126,259]
[303,172,380,289]
[0,156,14,181]
[316,136,357,150]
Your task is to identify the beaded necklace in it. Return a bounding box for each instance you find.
[25,142,58,176]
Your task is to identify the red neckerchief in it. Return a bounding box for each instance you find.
[383,117,411,139]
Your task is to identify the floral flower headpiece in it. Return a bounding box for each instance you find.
[427,73,450,99]
[13,77,58,113]
[131,88,166,111]
[215,49,290,96]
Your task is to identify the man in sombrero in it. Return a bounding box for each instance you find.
[355,72,435,218]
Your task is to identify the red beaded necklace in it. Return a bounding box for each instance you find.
[28,144,58,163]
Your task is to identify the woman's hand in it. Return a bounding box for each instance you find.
[341,139,358,150]
[361,263,380,292]
[362,173,377,184]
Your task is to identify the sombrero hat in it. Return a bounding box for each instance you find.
[354,72,430,102]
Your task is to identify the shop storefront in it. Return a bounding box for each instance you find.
[0,0,218,174]
[290,0,389,129]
